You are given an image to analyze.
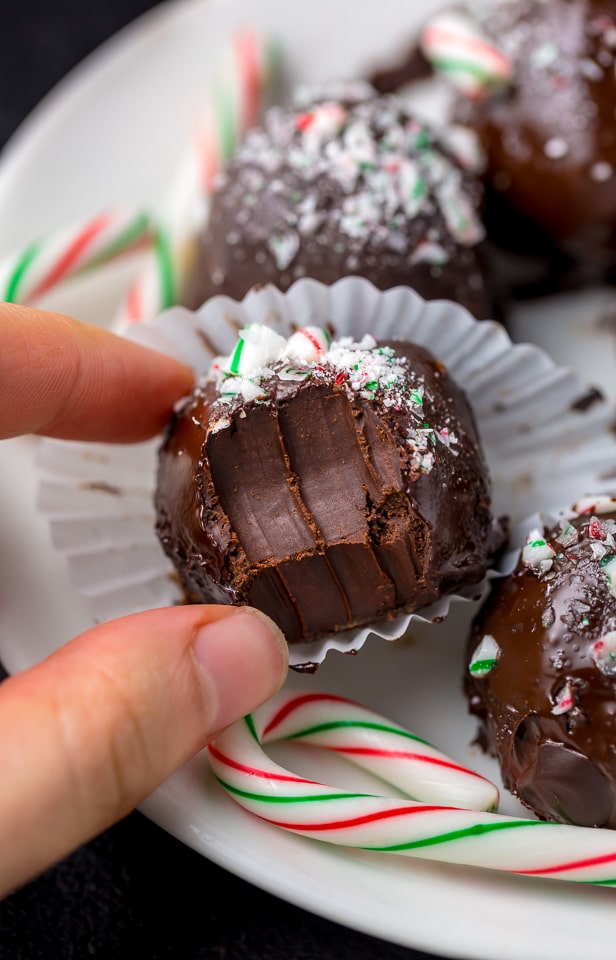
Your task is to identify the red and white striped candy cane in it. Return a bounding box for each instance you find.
[209,692,616,886]
[210,691,498,813]
[420,10,513,100]
[115,30,280,331]
[0,208,151,306]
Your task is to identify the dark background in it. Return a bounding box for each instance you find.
[0,2,446,959]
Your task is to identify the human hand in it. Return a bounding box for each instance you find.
[0,304,288,897]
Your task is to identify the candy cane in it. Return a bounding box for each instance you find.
[210,692,499,814]
[0,208,152,306]
[209,692,616,886]
[420,10,513,100]
[114,30,281,332]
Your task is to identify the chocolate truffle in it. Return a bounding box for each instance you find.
[186,88,491,318]
[453,0,616,292]
[467,496,616,828]
[156,323,499,645]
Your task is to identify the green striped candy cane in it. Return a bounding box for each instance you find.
[209,691,616,886]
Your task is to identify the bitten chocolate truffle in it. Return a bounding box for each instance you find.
[156,324,499,645]
[186,88,491,318]
[467,496,616,828]
[453,0,616,291]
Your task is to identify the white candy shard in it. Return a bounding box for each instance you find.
[601,556,616,599]
[592,631,616,676]
[218,375,266,403]
[572,495,616,516]
[469,634,500,678]
[522,528,556,575]
[552,681,575,716]
[283,326,331,363]
[226,323,287,376]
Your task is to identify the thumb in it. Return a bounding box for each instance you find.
[0,604,287,897]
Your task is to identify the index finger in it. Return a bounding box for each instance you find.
[0,304,194,442]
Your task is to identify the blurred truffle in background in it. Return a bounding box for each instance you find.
[186,85,492,319]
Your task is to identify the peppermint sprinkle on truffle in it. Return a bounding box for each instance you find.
[551,681,575,716]
[284,326,331,364]
[218,93,485,250]
[212,326,415,412]
[469,634,500,678]
[592,631,616,676]
[573,495,616,516]
[556,519,579,548]
[322,334,408,399]
[208,325,460,478]
[522,528,556,577]
[600,555,616,599]
[269,232,300,270]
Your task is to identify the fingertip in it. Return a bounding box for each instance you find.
[240,606,289,673]
[191,607,288,737]
[0,303,195,441]
[0,602,288,896]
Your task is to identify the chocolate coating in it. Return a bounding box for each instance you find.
[457,0,616,289]
[156,338,499,645]
[467,505,616,827]
[186,90,492,319]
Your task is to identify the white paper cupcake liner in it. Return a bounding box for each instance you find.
[36,277,616,667]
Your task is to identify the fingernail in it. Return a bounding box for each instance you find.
[191,609,288,736]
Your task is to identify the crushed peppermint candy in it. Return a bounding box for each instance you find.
[555,503,616,602]
[217,92,485,260]
[410,241,449,266]
[591,631,616,676]
[562,505,616,599]
[321,335,410,401]
[551,680,575,716]
[590,541,611,561]
[469,635,500,678]
[284,326,331,364]
[406,430,435,475]
[522,528,556,577]
[435,170,485,245]
[573,495,616,516]
[599,555,616,599]
[219,376,266,403]
[531,41,559,70]
[555,519,579,549]
[226,324,287,377]
[207,324,461,476]
[268,232,300,270]
[589,517,606,540]
[419,9,513,99]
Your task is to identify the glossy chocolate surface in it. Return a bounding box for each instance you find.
[156,339,499,645]
[186,91,491,319]
[467,506,616,827]
[458,0,616,285]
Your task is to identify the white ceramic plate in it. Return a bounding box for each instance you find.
[2,1,616,957]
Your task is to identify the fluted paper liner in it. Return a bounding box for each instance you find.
[36,277,616,667]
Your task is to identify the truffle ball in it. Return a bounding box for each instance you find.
[186,88,491,318]
[455,0,616,291]
[467,496,616,828]
[156,324,500,645]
